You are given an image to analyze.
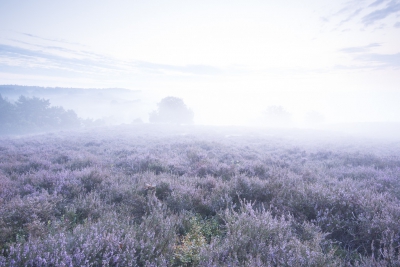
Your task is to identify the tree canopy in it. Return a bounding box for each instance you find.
[149,97,194,124]
[0,95,81,135]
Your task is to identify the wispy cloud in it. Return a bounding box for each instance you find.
[8,38,116,64]
[339,43,381,53]
[0,43,122,73]
[0,39,224,78]
[20,32,86,47]
[369,0,390,7]
[135,61,223,75]
[340,8,363,24]
[362,1,400,25]
[338,42,400,69]
[328,0,400,29]
[356,52,400,68]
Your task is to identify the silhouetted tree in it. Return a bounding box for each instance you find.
[149,97,194,124]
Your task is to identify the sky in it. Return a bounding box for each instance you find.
[0,0,399,125]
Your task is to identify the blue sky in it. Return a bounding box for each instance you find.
[0,0,399,125]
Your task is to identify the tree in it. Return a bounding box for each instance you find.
[15,96,51,130]
[47,106,81,129]
[0,95,82,135]
[264,105,292,127]
[0,95,17,134]
[149,97,194,124]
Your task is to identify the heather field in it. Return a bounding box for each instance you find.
[1,125,400,266]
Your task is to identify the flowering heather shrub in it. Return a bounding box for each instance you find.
[2,210,175,266]
[199,200,339,266]
[1,124,400,266]
[0,191,61,250]
[0,174,17,201]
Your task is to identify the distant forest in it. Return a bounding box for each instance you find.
[0,94,84,135]
[0,85,144,126]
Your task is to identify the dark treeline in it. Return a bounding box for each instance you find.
[0,95,82,135]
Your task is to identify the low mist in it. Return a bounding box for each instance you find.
[1,85,399,141]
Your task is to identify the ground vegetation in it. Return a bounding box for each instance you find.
[0,125,400,266]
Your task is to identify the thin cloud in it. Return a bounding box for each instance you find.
[329,0,400,30]
[9,39,80,55]
[333,5,352,16]
[356,52,400,68]
[340,8,363,24]
[339,43,381,53]
[135,61,223,76]
[362,1,400,25]
[332,64,371,70]
[20,32,86,47]
[0,42,224,78]
[337,42,400,69]
[12,32,223,76]
[9,38,115,63]
[369,0,389,7]
[0,44,124,74]
[328,2,365,31]
[320,17,329,23]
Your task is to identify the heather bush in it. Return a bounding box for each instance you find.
[2,212,145,266]
[79,169,106,193]
[66,157,93,171]
[358,230,400,266]
[0,191,61,250]
[0,199,179,266]
[166,181,216,216]
[57,172,85,201]
[0,174,17,201]
[0,157,51,176]
[64,192,104,225]
[199,200,340,266]
[134,200,179,266]
[155,181,173,201]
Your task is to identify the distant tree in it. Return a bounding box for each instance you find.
[47,106,81,129]
[0,94,17,134]
[149,97,194,124]
[0,95,82,135]
[15,96,52,130]
[264,105,292,127]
